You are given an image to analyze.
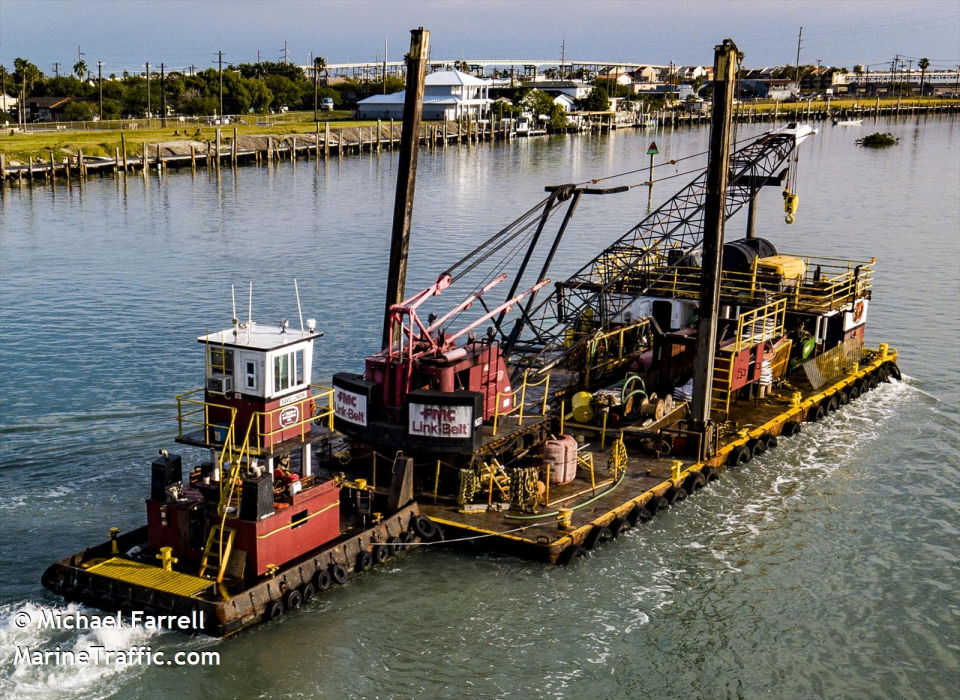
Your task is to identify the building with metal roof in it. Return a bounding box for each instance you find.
[357,70,492,120]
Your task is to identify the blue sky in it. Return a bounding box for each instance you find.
[2,0,958,75]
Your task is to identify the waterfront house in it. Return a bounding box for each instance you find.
[25,96,72,122]
[357,69,492,120]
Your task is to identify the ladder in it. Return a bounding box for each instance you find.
[711,351,735,420]
[199,524,236,583]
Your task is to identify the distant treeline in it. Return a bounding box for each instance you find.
[1,58,408,120]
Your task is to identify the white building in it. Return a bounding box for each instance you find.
[357,69,492,120]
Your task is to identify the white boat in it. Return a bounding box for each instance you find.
[833,118,864,126]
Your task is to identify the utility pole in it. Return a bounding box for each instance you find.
[891,56,897,96]
[98,62,103,120]
[160,63,166,127]
[282,41,288,65]
[691,38,739,452]
[53,62,60,78]
[384,37,388,94]
[146,62,151,119]
[382,27,430,350]
[793,27,803,94]
[561,39,566,79]
[218,50,223,118]
[313,55,319,121]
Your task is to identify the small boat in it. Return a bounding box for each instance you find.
[833,118,864,126]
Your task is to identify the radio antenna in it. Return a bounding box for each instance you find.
[231,284,238,328]
[294,278,305,334]
[247,281,253,342]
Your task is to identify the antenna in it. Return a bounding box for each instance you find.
[231,283,238,326]
[247,281,253,342]
[294,279,305,335]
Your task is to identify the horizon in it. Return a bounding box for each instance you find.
[1,0,958,77]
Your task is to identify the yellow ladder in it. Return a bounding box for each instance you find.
[711,351,735,420]
[199,525,236,583]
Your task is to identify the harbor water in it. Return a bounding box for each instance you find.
[1,115,958,699]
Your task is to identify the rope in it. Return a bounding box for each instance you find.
[370,522,549,547]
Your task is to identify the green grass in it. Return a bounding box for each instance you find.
[0,115,381,163]
[744,96,959,113]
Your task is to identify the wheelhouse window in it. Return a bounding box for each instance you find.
[273,348,306,393]
[209,348,234,375]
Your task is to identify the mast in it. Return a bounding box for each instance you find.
[382,27,430,350]
[690,39,739,444]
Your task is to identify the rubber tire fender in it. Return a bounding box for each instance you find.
[808,404,826,422]
[99,594,118,612]
[764,434,779,450]
[315,568,332,591]
[388,536,403,557]
[329,563,348,585]
[608,517,627,537]
[266,600,284,621]
[884,362,902,381]
[781,421,802,437]
[876,366,889,383]
[666,487,688,506]
[412,515,437,541]
[301,582,316,604]
[400,530,416,545]
[848,386,860,402]
[557,545,585,565]
[646,495,668,515]
[583,525,613,550]
[750,439,767,460]
[837,390,849,406]
[63,587,79,603]
[285,589,303,611]
[374,544,389,564]
[868,373,880,390]
[702,466,720,482]
[685,472,706,493]
[825,396,839,414]
[81,588,97,607]
[728,445,750,466]
[627,505,652,526]
[356,551,374,573]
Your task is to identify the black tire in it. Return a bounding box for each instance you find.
[557,545,585,565]
[781,421,801,437]
[81,588,97,607]
[388,536,403,557]
[727,445,750,466]
[400,530,416,544]
[120,602,135,618]
[884,362,902,381]
[374,545,389,564]
[99,594,117,611]
[330,563,348,585]
[826,396,839,414]
[837,390,849,406]
[666,487,688,506]
[302,582,316,604]
[685,472,706,493]
[412,515,437,541]
[858,378,871,394]
[868,374,880,390]
[750,439,767,460]
[285,589,303,610]
[764,434,779,450]
[356,551,374,572]
[848,386,860,401]
[702,467,720,483]
[315,568,332,591]
[808,404,825,422]
[608,517,627,537]
[266,600,284,621]
[627,505,652,526]
[583,526,613,550]
[876,366,889,383]
[63,587,79,603]
[646,495,668,515]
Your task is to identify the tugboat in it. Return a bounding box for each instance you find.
[41,291,424,636]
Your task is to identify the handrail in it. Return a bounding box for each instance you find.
[493,370,551,436]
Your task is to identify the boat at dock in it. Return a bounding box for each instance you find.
[833,118,864,126]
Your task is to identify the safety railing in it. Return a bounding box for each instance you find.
[245,384,335,454]
[175,388,236,443]
[583,319,652,385]
[732,298,786,352]
[492,370,551,436]
[637,255,874,312]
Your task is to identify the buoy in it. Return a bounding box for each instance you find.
[571,391,595,423]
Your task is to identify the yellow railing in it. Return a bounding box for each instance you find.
[493,370,551,436]
[175,388,236,443]
[636,255,874,312]
[583,319,652,385]
[732,298,786,352]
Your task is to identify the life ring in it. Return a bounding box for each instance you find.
[301,583,316,604]
[329,563,348,585]
[781,421,801,437]
[808,404,825,422]
[685,472,707,493]
[557,544,585,565]
[266,600,284,621]
[285,589,303,610]
[666,487,687,506]
[583,525,613,550]
[853,300,865,323]
[412,515,437,541]
[356,551,374,572]
[315,568,332,590]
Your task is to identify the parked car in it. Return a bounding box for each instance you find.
[321,97,335,111]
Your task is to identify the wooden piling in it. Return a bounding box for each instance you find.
[191,145,196,173]
[377,119,382,151]
[28,156,34,183]
[233,127,238,165]
[156,144,162,174]
[324,122,330,159]
[316,121,321,160]
[292,135,297,162]
[49,151,56,183]
[78,149,85,178]
[114,147,120,172]
[121,133,128,172]
[0,154,5,184]
[390,119,395,150]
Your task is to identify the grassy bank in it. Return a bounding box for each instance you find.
[0,116,380,163]
[744,96,959,113]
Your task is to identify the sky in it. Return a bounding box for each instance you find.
[2,0,958,76]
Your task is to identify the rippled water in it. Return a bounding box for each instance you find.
[1,115,958,699]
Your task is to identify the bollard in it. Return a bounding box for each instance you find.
[109,526,122,554]
[156,547,178,572]
[671,460,682,482]
[879,343,888,360]
[557,508,573,530]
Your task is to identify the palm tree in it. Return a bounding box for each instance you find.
[312,56,326,120]
[73,59,87,80]
[918,58,930,101]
